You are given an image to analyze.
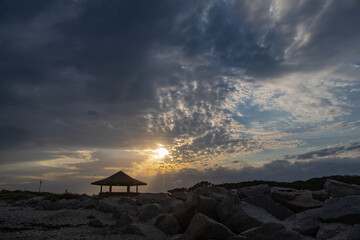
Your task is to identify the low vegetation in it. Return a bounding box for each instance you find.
[0,189,80,202]
[168,175,360,194]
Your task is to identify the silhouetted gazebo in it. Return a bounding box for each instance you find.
[91,171,147,193]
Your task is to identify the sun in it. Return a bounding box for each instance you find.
[153,147,169,159]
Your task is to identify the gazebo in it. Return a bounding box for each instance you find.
[91,171,147,193]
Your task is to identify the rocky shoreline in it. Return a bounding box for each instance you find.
[1,179,360,240]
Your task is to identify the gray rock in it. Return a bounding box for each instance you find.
[240,222,306,240]
[113,213,135,227]
[191,195,219,221]
[122,223,168,240]
[170,234,195,240]
[328,224,360,240]
[137,203,163,222]
[98,198,120,212]
[41,200,63,210]
[82,199,98,209]
[244,194,293,220]
[312,189,329,202]
[227,236,247,240]
[79,193,92,202]
[88,219,104,227]
[320,195,360,224]
[170,192,189,201]
[154,214,182,235]
[185,213,234,240]
[115,203,138,216]
[271,187,323,213]
[288,208,323,237]
[216,195,262,233]
[136,193,178,212]
[193,186,233,202]
[325,179,360,198]
[237,184,270,198]
[170,202,195,231]
[25,196,44,207]
[316,223,352,240]
[57,199,81,209]
[240,201,281,224]
[121,196,137,206]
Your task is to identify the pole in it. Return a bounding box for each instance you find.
[39,180,42,192]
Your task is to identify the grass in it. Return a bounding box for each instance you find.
[0,189,80,202]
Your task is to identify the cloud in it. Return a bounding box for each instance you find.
[0,125,31,150]
[0,0,359,173]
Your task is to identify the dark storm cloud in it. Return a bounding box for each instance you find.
[0,0,359,164]
[285,142,360,160]
[0,125,31,150]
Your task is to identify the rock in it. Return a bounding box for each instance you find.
[288,208,323,237]
[88,219,104,227]
[237,184,270,198]
[122,223,168,240]
[316,223,352,240]
[240,201,281,224]
[312,189,329,202]
[192,195,219,221]
[98,198,120,213]
[57,199,81,209]
[136,193,178,212]
[25,197,44,207]
[121,196,137,206]
[79,193,92,202]
[244,194,293,220]
[115,203,138,216]
[216,195,262,233]
[137,203,163,222]
[227,236,247,240]
[320,195,360,224]
[325,179,360,198]
[82,199,98,209]
[327,224,360,240]
[193,186,233,202]
[170,202,195,231]
[170,234,195,240]
[41,200,63,210]
[170,192,189,201]
[240,222,306,240]
[271,187,323,213]
[185,213,234,240]
[113,213,135,227]
[154,214,182,235]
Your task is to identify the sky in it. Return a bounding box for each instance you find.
[1,0,360,194]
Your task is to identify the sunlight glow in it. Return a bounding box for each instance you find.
[153,147,169,159]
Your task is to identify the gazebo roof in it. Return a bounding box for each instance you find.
[91,171,147,186]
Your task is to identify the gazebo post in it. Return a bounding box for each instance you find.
[127,185,130,193]
[100,185,102,193]
[136,185,138,193]
[109,185,112,193]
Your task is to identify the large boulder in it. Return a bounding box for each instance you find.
[271,187,323,213]
[185,213,234,240]
[316,223,352,240]
[98,198,120,213]
[170,202,195,231]
[188,194,219,221]
[320,195,360,224]
[137,203,164,222]
[57,199,81,209]
[240,201,281,224]
[115,203,138,216]
[244,194,293,220]
[287,208,323,237]
[237,184,270,198]
[240,222,306,240]
[216,195,262,233]
[324,179,360,198]
[40,200,63,210]
[154,213,182,235]
[327,224,360,240]
[113,213,135,228]
[193,186,233,202]
[121,223,168,240]
[312,189,329,202]
[136,193,180,212]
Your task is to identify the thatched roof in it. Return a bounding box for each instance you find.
[91,171,147,186]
